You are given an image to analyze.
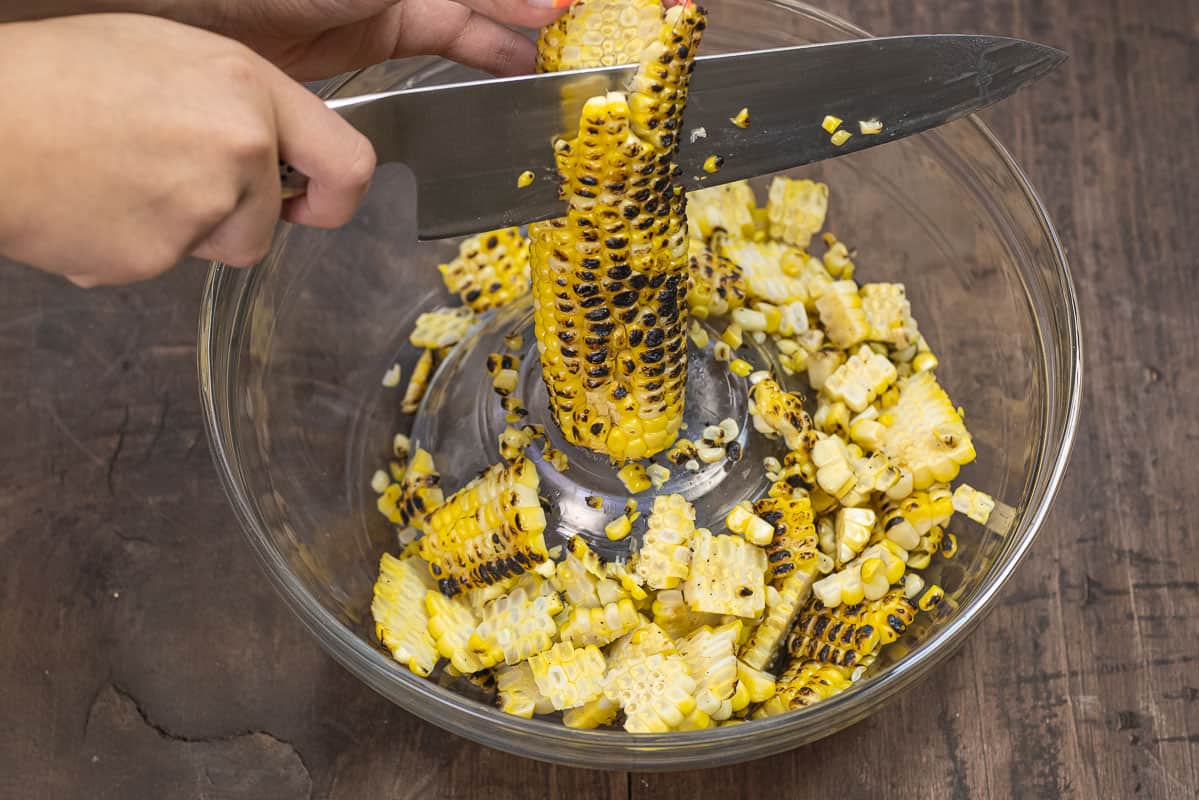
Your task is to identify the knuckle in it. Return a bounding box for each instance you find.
[342,132,378,189]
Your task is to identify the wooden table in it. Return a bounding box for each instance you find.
[2,1,1196,797]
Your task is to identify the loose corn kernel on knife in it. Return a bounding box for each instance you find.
[280,34,1065,240]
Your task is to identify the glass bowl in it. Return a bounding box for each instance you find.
[198,0,1081,770]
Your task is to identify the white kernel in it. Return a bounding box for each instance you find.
[381,364,402,387]
[370,470,390,494]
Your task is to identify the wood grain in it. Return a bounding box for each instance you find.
[1,0,1197,797]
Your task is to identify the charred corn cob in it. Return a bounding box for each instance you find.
[536,0,665,70]
[410,306,474,349]
[880,371,975,489]
[678,621,742,719]
[717,238,811,306]
[401,348,438,414]
[559,597,642,647]
[754,483,819,585]
[860,283,919,348]
[754,659,852,717]
[651,588,725,641]
[418,457,548,596]
[766,177,828,249]
[469,577,563,666]
[438,228,530,312]
[425,590,487,673]
[528,641,607,710]
[687,181,758,241]
[496,661,555,718]
[822,345,898,412]
[376,448,444,528]
[634,493,696,589]
[684,528,768,618]
[688,238,747,317]
[371,553,439,676]
[529,1,706,462]
[748,376,814,452]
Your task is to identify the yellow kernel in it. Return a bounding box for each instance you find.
[517,170,535,188]
[912,352,939,372]
[859,119,884,135]
[703,154,724,173]
[617,463,652,494]
[721,323,743,349]
[605,514,633,541]
[730,107,751,128]
[822,115,843,134]
[831,129,853,146]
[859,557,885,584]
[689,320,710,348]
[381,364,402,387]
[728,358,754,378]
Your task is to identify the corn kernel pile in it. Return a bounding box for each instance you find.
[368,0,997,733]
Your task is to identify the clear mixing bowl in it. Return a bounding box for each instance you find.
[198,0,1081,770]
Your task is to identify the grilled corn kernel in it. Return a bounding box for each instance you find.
[617,463,652,494]
[517,170,536,188]
[646,462,671,489]
[830,129,852,146]
[401,348,438,414]
[952,483,996,524]
[730,107,751,128]
[766,177,829,249]
[496,662,554,718]
[821,115,843,133]
[728,358,754,378]
[703,154,724,173]
[859,119,884,134]
[605,513,634,541]
[822,345,899,412]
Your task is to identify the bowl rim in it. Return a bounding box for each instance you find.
[198,0,1082,770]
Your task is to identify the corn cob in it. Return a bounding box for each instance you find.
[860,283,919,349]
[748,376,814,452]
[424,590,487,673]
[529,1,706,462]
[496,661,555,718]
[468,577,563,666]
[563,695,622,729]
[438,228,530,312]
[687,181,759,241]
[651,588,725,640]
[766,177,829,249]
[528,641,607,710]
[684,528,768,618]
[376,448,444,528]
[754,482,819,585]
[410,306,474,349]
[754,659,853,717]
[880,371,975,488]
[401,348,437,414]
[634,493,696,589]
[559,597,642,647]
[678,621,742,719]
[371,553,439,677]
[687,237,747,317]
[739,568,815,671]
[418,457,548,596]
[814,280,870,349]
[822,345,898,413]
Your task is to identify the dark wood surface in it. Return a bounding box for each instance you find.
[3,1,1197,797]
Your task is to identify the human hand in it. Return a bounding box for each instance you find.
[192,0,573,81]
[0,14,375,286]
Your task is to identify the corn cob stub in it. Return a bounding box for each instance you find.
[529,1,706,463]
[438,228,530,312]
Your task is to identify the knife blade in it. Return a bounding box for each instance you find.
[281,34,1065,240]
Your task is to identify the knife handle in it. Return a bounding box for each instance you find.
[279,161,310,200]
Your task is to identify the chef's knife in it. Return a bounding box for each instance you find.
[280,34,1065,240]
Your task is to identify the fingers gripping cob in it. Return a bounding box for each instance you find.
[529,0,707,462]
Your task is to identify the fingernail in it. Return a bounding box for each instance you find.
[526,0,573,8]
